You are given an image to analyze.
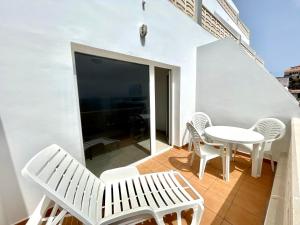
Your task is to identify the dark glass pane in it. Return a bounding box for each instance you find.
[75,53,150,175]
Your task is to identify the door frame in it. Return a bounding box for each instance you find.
[153,67,172,146]
[71,42,179,162]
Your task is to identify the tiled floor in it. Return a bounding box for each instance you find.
[51,147,273,225]
[136,147,274,225]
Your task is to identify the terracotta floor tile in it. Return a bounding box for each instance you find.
[233,190,268,218]
[260,162,274,176]
[151,154,166,162]
[220,219,232,225]
[175,164,195,179]
[162,209,199,225]
[204,165,223,179]
[168,149,189,157]
[169,155,191,165]
[163,157,184,169]
[209,180,239,198]
[155,160,172,168]
[136,218,157,225]
[225,203,262,225]
[244,173,274,189]
[188,172,217,189]
[188,178,208,197]
[135,148,272,225]
[151,165,170,173]
[163,213,181,225]
[137,164,152,174]
[207,158,224,170]
[200,208,223,225]
[203,189,234,218]
[216,176,244,189]
[238,180,271,198]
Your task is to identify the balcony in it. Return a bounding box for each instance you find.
[170,0,196,19]
[1,1,299,225]
[169,0,250,41]
[35,149,273,225]
[18,117,300,225]
[138,148,274,225]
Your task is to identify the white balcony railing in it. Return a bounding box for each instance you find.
[170,0,196,19]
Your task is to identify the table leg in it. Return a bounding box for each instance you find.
[229,144,234,161]
[224,143,231,181]
[251,143,260,177]
[256,143,264,177]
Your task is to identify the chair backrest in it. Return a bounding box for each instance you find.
[251,118,286,141]
[22,144,103,225]
[191,112,212,135]
[186,122,205,156]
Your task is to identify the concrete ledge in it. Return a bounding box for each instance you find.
[265,118,300,225]
[264,153,288,225]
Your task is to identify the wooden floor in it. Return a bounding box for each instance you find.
[46,147,274,225]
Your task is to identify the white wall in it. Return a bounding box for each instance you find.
[202,0,249,44]
[0,119,28,224]
[0,0,215,223]
[195,39,300,160]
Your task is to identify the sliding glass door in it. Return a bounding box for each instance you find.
[75,53,150,175]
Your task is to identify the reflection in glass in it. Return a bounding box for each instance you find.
[75,53,150,175]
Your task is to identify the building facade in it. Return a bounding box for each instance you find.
[284,65,300,101]
[169,0,264,65]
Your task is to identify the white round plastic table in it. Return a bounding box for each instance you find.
[204,126,264,181]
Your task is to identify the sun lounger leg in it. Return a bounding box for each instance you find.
[191,204,204,225]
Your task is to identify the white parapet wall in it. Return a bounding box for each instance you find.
[265,117,300,225]
[196,38,300,160]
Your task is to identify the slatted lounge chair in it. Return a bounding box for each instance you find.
[22,144,204,225]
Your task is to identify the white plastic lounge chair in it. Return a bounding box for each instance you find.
[22,144,204,225]
[186,122,226,180]
[236,118,286,172]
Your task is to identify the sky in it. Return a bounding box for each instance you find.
[232,0,300,77]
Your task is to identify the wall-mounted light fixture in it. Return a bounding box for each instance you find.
[140,0,147,46]
[139,24,148,38]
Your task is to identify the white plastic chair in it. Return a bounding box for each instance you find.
[182,112,213,149]
[22,144,204,225]
[236,118,286,172]
[188,112,213,151]
[186,122,225,180]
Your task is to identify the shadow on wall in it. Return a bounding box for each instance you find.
[195,38,300,160]
[0,118,27,224]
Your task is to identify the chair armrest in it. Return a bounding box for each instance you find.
[265,139,276,143]
[200,135,224,148]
